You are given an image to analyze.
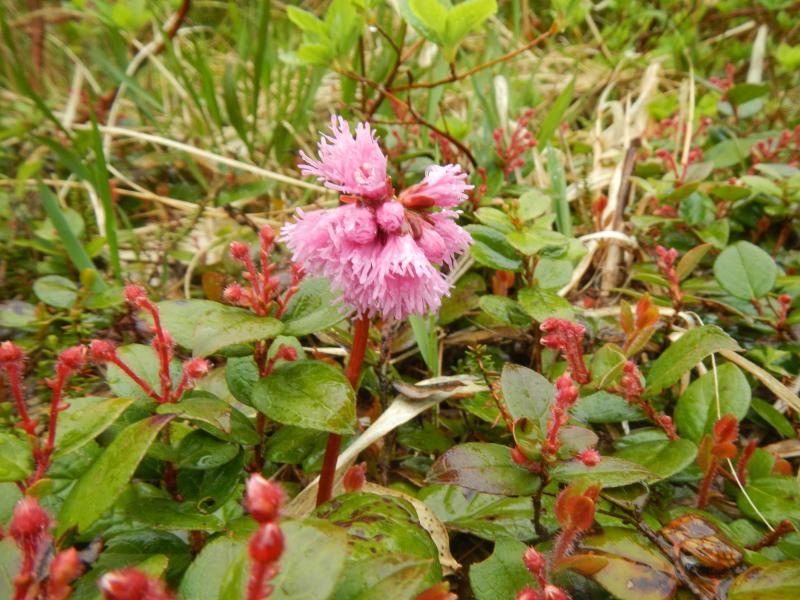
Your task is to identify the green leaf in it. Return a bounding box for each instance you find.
[517,286,573,322]
[57,414,171,535]
[122,497,224,532]
[564,528,677,600]
[282,277,345,336]
[676,243,712,281]
[175,430,239,470]
[466,225,522,271]
[551,457,658,487]
[155,299,224,348]
[0,433,33,482]
[506,228,568,256]
[0,538,20,600]
[286,6,329,37]
[220,519,349,600]
[332,555,432,600]
[737,476,800,527]
[421,484,535,541]
[479,295,531,327]
[674,363,751,442]
[439,272,485,325]
[157,393,258,444]
[538,77,575,144]
[252,360,356,434]
[469,536,531,600]
[409,314,439,376]
[427,443,540,496]
[316,492,441,589]
[105,344,182,401]
[401,0,448,46]
[776,43,800,69]
[547,145,571,236]
[33,275,78,308]
[750,398,795,438]
[500,364,553,428]
[179,537,246,600]
[614,439,697,481]
[728,561,800,599]
[225,356,259,406]
[714,241,777,300]
[645,325,742,396]
[443,0,497,53]
[55,397,134,457]
[193,308,283,357]
[726,83,769,107]
[572,391,644,423]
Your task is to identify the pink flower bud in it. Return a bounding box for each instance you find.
[229,242,251,263]
[577,448,601,467]
[245,474,284,523]
[275,346,298,362]
[57,345,87,373]
[9,497,51,547]
[376,201,405,234]
[343,462,367,492]
[90,340,117,364]
[124,285,148,307]
[0,341,24,365]
[523,547,546,578]
[259,225,275,247]
[223,283,246,305]
[516,587,541,600]
[183,358,210,380]
[341,205,378,244]
[779,294,791,305]
[417,227,447,263]
[543,585,570,600]
[249,522,284,564]
[98,568,172,600]
[48,547,83,587]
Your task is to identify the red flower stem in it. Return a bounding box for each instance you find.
[696,459,719,508]
[246,561,269,600]
[31,367,67,483]
[148,307,173,402]
[109,356,161,403]
[315,315,370,507]
[4,365,35,434]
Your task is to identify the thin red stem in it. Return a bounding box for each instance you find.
[109,356,161,402]
[31,366,68,483]
[4,365,34,433]
[315,315,370,507]
[697,459,719,508]
[149,308,173,402]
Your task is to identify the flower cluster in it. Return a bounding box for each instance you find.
[655,245,683,309]
[225,225,303,318]
[494,108,537,176]
[282,116,473,321]
[543,373,579,459]
[8,497,83,600]
[618,361,678,440]
[91,286,210,404]
[0,341,86,488]
[516,547,569,600]
[99,568,173,600]
[244,474,286,600]
[539,318,590,384]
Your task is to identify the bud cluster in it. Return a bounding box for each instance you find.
[244,474,286,600]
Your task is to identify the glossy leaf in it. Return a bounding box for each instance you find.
[0,433,32,482]
[674,363,751,442]
[57,414,171,535]
[281,277,345,336]
[714,241,777,300]
[551,457,658,487]
[728,561,800,599]
[466,225,523,271]
[252,360,356,434]
[469,536,531,600]
[427,443,540,496]
[614,439,697,480]
[645,326,741,395]
[55,397,134,457]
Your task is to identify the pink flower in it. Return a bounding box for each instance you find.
[282,116,473,321]
[300,115,388,199]
[400,164,472,208]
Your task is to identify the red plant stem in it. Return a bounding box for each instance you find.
[315,315,370,507]
[4,365,35,435]
[152,317,172,402]
[246,561,269,600]
[109,356,161,402]
[13,551,35,600]
[697,459,720,508]
[31,368,68,482]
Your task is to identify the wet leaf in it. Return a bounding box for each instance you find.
[55,397,134,457]
[551,457,657,487]
[728,561,800,599]
[427,443,540,496]
[614,439,697,480]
